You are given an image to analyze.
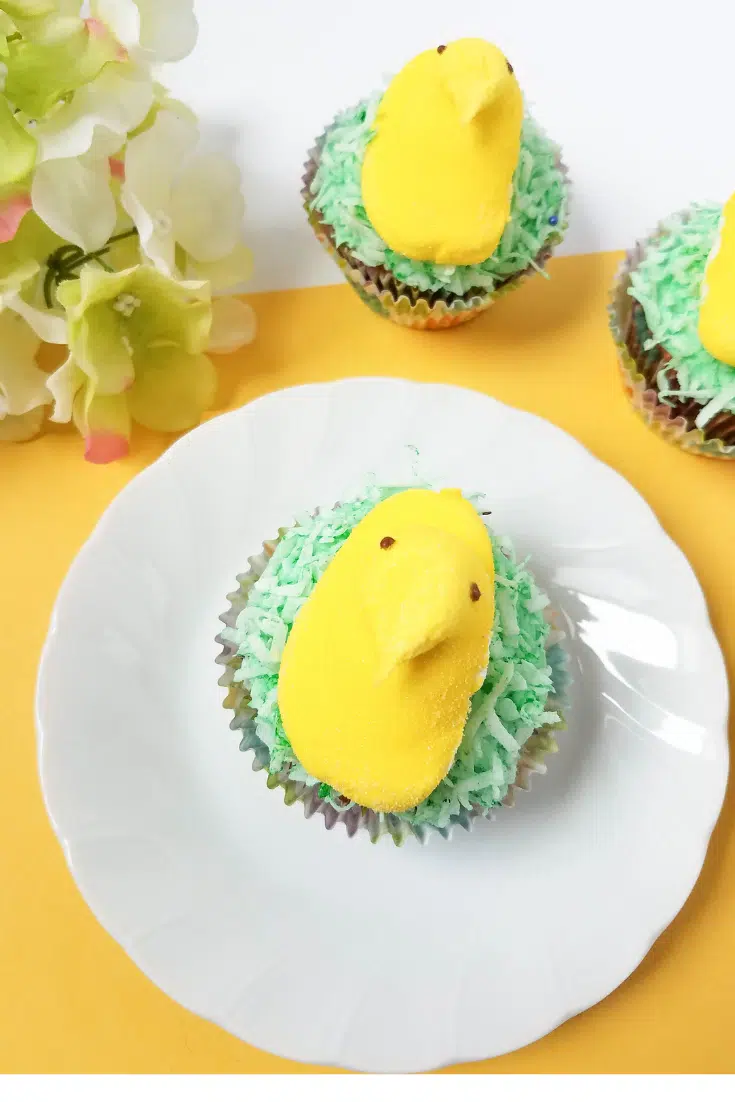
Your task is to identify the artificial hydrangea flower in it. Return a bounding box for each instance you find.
[33,62,154,165]
[47,264,252,463]
[1,1,255,460]
[0,304,49,442]
[91,0,198,65]
[1,7,131,251]
[122,107,253,290]
[3,6,119,120]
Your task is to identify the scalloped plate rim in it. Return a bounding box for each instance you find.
[36,378,729,1073]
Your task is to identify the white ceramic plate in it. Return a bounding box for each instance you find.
[37,379,728,1073]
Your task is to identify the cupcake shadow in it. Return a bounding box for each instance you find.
[479,247,606,345]
[419,587,598,860]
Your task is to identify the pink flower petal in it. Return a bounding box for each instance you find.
[84,17,108,39]
[84,16,128,60]
[109,157,126,182]
[0,193,32,243]
[84,432,130,464]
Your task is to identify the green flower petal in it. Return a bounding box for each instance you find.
[0,253,39,298]
[59,265,131,313]
[0,12,13,56]
[0,209,61,295]
[5,15,118,118]
[60,270,133,401]
[79,391,130,463]
[0,2,56,21]
[127,266,211,353]
[129,345,216,432]
[0,94,37,192]
[0,208,59,290]
[77,305,133,395]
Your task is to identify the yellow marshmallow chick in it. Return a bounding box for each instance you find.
[699,191,735,366]
[361,38,523,266]
[278,489,496,813]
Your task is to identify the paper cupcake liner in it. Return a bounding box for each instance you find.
[301,120,569,331]
[609,211,735,459]
[216,523,570,846]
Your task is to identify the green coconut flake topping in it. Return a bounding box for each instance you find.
[628,202,735,426]
[308,94,567,296]
[227,488,562,830]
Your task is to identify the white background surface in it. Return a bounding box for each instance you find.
[166,0,735,293]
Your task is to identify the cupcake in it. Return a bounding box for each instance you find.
[610,196,735,456]
[216,486,569,844]
[302,38,568,330]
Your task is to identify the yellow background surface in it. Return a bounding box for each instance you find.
[1,251,734,1073]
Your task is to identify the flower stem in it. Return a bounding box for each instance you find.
[43,228,140,308]
[106,229,140,247]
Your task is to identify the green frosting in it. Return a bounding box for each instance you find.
[227,488,565,830]
[629,203,735,426]
[308,94,567,296]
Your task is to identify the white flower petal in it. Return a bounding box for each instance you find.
[170,154,245,263]
[136,0,198,61]
[0,306,47,418]
[32,155,116,252]
[207,297,256,354]
[47,353,83,424]
[5,289,67,344]
[185,240,254,293]
[0,406,45,443]
[121,106,198,274]
[91,0,140,48]
[35,66,154,164]
[93,0,198,63]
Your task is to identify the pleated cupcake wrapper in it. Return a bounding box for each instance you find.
[609,211,735,460]
[301,121,570,331]
[216,526,569,846]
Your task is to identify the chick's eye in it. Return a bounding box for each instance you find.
[506,59,514,74]
[470,583,481,602]
[437,44,446,54]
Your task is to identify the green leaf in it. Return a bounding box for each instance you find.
[0,93,36,191]
[4,16,117,118]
